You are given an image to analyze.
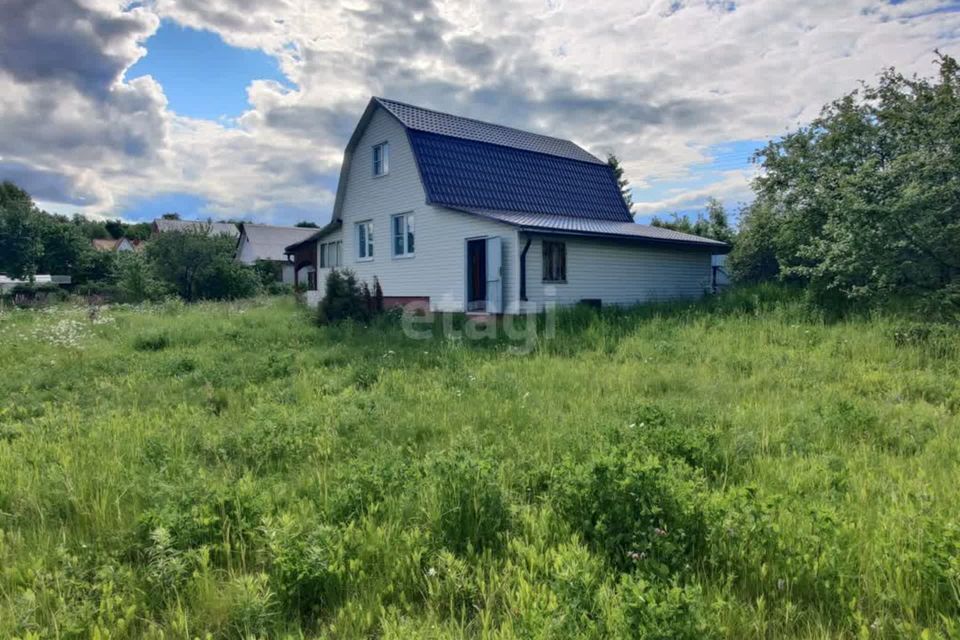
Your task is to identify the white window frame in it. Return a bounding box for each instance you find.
[391,213,415,258]
[319,240,341,268]
[356,221,374,261]
[372,142,389,177]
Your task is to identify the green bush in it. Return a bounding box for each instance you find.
[317,269,371,324]
[552,441,708,577]
[611,575,718,640]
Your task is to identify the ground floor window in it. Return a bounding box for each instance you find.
[320,240,342,268]
[542,240,566,282]
[306,270,317,291]
[356,221,373,260]
[392,213,415,256]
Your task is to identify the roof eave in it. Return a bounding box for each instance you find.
[513,226,731,252]
[283,220,343,253]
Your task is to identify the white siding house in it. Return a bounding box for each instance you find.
[286,98,728,313]
[236,224,318,284]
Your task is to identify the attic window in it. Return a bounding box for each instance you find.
[373,142,389,176]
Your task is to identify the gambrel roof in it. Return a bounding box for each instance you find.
[331,97,726,251]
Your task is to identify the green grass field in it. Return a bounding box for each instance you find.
[1,288,958,639]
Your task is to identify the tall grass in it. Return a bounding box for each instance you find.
[0,288,957,638]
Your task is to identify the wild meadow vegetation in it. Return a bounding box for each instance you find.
[0,286,958,639]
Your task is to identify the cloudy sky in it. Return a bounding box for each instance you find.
[2,0,959,226]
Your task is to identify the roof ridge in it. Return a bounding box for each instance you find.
[243,223,318,230]
[373,96,603,164]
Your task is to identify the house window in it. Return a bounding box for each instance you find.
[542,241,566,282]
[373,142,389,176]
[319,241,341,268]
[357,221,374,260]
[392,213,415,257]
[307,270,318,291]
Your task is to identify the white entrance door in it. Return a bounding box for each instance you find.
[485,236,502,314]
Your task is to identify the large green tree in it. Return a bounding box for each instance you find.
[736,54,960,310]
[0,182,44,279]
[146,229,258,301]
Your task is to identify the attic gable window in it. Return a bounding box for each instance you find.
[373,142,389,176]
[542,241,566,282]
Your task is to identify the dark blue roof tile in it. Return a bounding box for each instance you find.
[408,130,633,222]
[375,97,604,164]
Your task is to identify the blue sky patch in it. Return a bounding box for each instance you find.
[631,138,765,221]
[122,192,212,222]
[128,20,291,121]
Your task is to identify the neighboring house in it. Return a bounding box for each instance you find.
[285,97,729,313]
[235,223,320,285]
[151,218,240,238]
[91,237,140,252]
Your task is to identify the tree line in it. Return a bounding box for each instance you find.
[0,183,280,302]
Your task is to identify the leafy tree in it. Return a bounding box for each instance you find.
[745,53,960,311]
[727,201,779,283]
[651,198,735,244]
[607,154,634,213]
[146,229,256,300]
[0,182,43,278]
[113,251,167,302]
[161,212,181,220]
[35,214,93,278]
[295,221,319,228]
[73,214,111,240]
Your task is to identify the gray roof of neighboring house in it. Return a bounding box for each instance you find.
[375,97,605,165]
[284,220,342,252]
[450,207,730,251]
[240,224,320,261]
[152,218,239,237]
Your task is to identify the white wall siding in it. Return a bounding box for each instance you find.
[236,234,258,265]
[338,107,516,312]
[522,234,713,310]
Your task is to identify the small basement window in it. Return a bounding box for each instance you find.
[373,142,389,176]
[542,240,566,282]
